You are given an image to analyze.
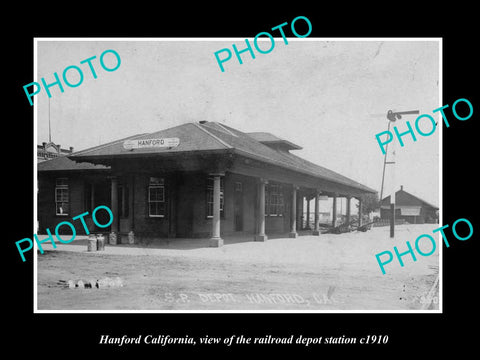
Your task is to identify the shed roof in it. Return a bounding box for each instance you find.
[37,154,110,172]
[246,132,303,150]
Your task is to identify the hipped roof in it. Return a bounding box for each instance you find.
[66,121,375,194]
[381,188,438,209]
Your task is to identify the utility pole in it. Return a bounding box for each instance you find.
[389,138,396,238]
[379,120,391,202]
[379,109,419,238]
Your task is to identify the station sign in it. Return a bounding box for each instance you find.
[123,138,180,150]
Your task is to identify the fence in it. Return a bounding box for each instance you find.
[372,219,407,227]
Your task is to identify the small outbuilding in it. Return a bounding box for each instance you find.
[380,185,438,224]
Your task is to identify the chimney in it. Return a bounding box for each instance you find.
[400,185,403,191]
[69,146,74,153]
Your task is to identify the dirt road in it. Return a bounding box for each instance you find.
[36,224,440,311]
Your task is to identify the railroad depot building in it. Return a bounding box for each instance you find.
[37,121,376,246]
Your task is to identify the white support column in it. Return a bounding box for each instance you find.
[209,174,223,247]
[332,193,338,228]
[289,185,298,238]
[127,175,135,244]
[255,178,268,241]
[109,176,118,245]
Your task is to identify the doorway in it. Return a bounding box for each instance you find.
[118,182,130,233]
[234,182,244,231]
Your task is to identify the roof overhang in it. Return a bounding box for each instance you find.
[68,147,376,196]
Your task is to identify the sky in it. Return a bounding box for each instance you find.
[36,38,440,207]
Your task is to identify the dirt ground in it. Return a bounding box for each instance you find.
[36,224,440,311]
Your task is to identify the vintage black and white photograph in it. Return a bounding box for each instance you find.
[34,38,440,312]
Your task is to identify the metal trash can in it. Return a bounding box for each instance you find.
[87,234,97,252]
[96,234,105,251]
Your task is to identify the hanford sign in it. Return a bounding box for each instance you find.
[123,138,180,150]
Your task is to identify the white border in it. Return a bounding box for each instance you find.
[33,37,443,314]
[438,38,443,314]
[33,38,39,312]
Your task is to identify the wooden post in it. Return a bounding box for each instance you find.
[254,179,268,241]
[346,196,351,225]
[306,197,311,229]
[332,194,337,227]
[358,197,363,227]
[390,191,395,238]
[313,191,320,236]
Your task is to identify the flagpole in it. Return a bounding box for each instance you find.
[48,97,52,143]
